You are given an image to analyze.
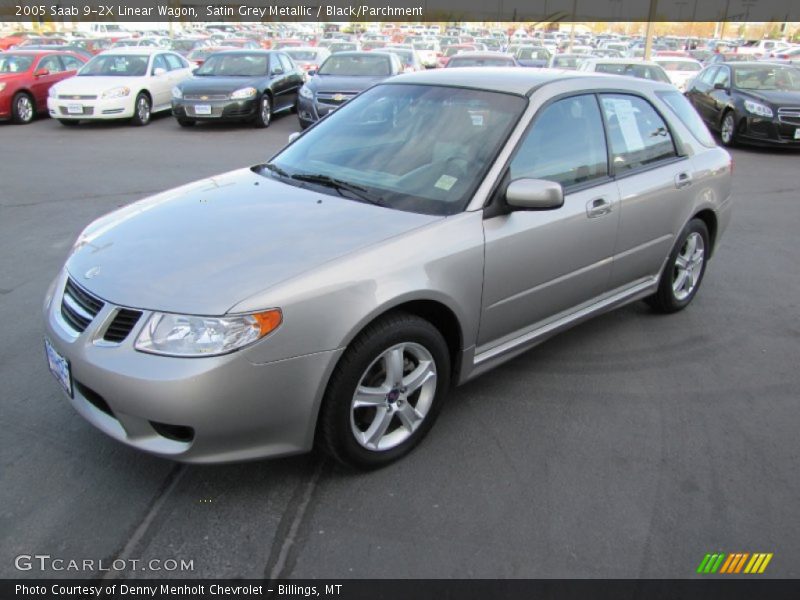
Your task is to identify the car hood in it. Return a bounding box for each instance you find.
[738,88,800,106]
[179,75,264,94]
[309,74,386,93]
[53,75,142,94]
[66,168,441,315]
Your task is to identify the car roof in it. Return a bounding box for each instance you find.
[0,49,71,56]
[583,57,662,66]
[390,67,620,95]
[449,52,516,60]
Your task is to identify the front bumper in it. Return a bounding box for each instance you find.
[47,94,134,120]
[297,93,348,126]
[0,90,12,119]
[172,96,258,121]
[736,114,800,147]
[43,270,343,463]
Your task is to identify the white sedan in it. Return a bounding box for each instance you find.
[652,56,703,91]
[47,47,192,126]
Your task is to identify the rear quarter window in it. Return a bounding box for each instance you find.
[657,90,717,148]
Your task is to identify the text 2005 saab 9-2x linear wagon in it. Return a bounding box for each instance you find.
[44,68,732,469]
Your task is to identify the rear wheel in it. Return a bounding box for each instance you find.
[647,219,709,313]
[130,93,151,126]
[318,312,450,469]
[253,94,272,128]
[11,92,35,124]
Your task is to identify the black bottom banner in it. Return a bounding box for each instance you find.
[3,579,800,600]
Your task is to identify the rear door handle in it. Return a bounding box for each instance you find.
[586,197,612,218]
[675,171,693,188]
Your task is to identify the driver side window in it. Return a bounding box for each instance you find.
[509,94,609,188]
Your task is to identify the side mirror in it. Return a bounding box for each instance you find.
[34,68,50,77]
[272,67,284,75]
[505,178,564,210]
[288,132,301,143]
[713,82,728,91]
[307,69,317,77]
[153,67,167,77]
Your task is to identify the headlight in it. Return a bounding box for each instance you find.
[135,309,282,357]
[0,82,6,93]
[299,85,313,99]
[744,100,773,118]
[172,86,183,99]
[230,86,257,100]
[101,86,130,99]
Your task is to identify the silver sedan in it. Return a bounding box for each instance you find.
[44,68,732,469]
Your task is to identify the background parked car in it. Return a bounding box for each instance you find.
[684,62,800,147]
[514,46,551,67]
[578,58,673,84]
[283,46,331,77]
[172,50,303,128]
[48,48,192,126]
[297,51,402,129]
[548,54,589,70]
[186,46,236,68]
[385,46,426,73]
[652,56,703,91]
[0,50,86,124]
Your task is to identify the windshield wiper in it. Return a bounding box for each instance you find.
[289,173,384,206]
[257,162,291,179]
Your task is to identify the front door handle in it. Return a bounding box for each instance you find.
[586,197,612,218]
[675,171,693,189]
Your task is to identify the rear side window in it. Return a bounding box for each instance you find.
[599,94,678,173]
[279,53,294,72]
[657,90,716,148]
[510,94,608,188]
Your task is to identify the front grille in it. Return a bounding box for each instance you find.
[184,93,228,100]
[316,92,357,106]
[58,94,97,100]
[185,105,223,117]
[61,279,104,333]
[103,308,142,343]
[777,107,800,126]
[59,106,94,116]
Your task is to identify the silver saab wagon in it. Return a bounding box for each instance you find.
[44,68,732,468]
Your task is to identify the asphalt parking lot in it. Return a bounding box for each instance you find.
[1,111,799,580]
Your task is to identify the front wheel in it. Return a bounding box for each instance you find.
[647,219,710,313]
[719,111,737,147]
[130,93,151,126]
[318,312,451,469]
[11,92,35,124]
[253,94,272,128]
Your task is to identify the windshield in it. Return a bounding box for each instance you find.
[329,43,357,53]
[79,54,149,76]
[171,40,200,52]
[265,84,526,216]
[318,54,390,76]
[195,53,267,76]
[412,42,436,51]
[552,56,580,68]
[0,54,34,72]
[286,50,318,61]
[734,66,800,91]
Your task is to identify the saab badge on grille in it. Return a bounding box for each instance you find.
[200,95,209,100]
[333,94,344,102]
[84,266,100,280]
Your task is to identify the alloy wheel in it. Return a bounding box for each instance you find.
[721,113,734,145]
[137,96,151,124]
[350,342,437,451]
[672,232,705,301]
[261,97,271,126]
[17,95,34,123]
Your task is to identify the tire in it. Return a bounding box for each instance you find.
[318,312,451,469]
[11,92,35,124]
[130,93,151,126]
[58,119,80,126]
[177,118,196,127]
[647,219,710,313]
[253,94,272,128]
[719,110,737,147]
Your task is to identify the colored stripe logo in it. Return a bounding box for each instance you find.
[696,553,773,574]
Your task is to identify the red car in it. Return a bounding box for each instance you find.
[0,50,87,124]
[0,32,37,51]
[437,44,478,67]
